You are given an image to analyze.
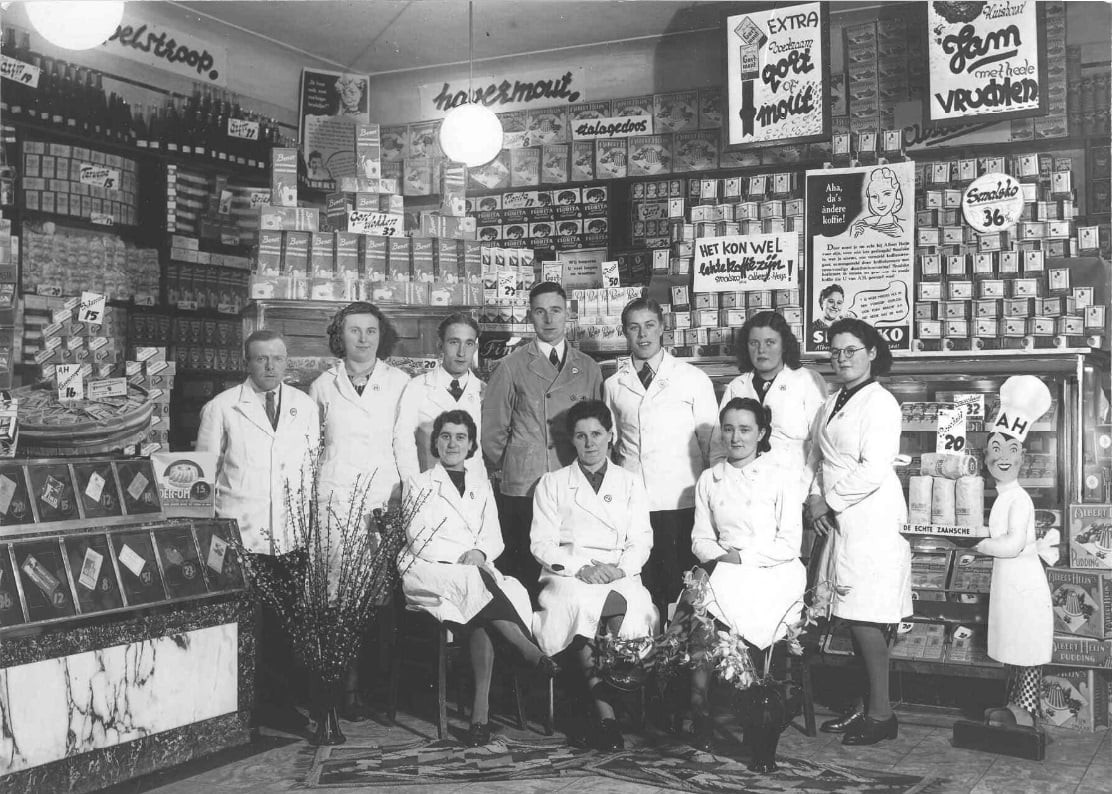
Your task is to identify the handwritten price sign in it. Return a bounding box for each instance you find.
[937,405,968,454]
[227,117,260,141]
[78,292,107,325]
[1,55,40,87]
[57,364,84,403]
[79,164,121,190]
[346,211,403,236]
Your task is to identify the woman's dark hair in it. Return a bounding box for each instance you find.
[621,296,663,329]
[734,310,801,373]
[429,409,478,459]
[436,312,479,341]
[565,399,613,435]
[819,283,844,303]
[719,396,772,456]
[326,301,397,359]
[828,317,893,376]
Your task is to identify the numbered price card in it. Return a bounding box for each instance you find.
[56,364,84,402]
[937,405,968,454]
[962,173,1024,235]
[14,539,76,621]
[78,291,107,325]
[110,531,166,605]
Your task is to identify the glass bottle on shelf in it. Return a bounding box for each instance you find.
[214,107,228,162]
[133,103,148,149]
[39,56,55,124]
[74,67,89,134]
[163,96,180,154]
[26,55,43,121]
[147,104,162,152]
[0,144,16,208]
[92,72,108,139]
[194,110,210,160]
[49,60,64,126]
[62,63,78,129]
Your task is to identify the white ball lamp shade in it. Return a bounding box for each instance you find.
[26,1,126,51]
[438,103,504,168]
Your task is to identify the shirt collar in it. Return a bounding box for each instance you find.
[436,365,469,387]
[578,459,607,478]
[632,348,665,374]
[536,338,567,362]
[839,377,875,401]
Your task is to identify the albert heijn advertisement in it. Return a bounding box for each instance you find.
[804,162,915,353]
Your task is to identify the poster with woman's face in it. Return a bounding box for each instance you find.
[300,68,371,180]
[803,162,915,353]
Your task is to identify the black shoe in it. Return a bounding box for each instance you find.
[536,655,561,677]
[590,718,624,751]
[842,714,898,746]
[820,709,864,734]
[690,713,714,752]
[466,721,493,747]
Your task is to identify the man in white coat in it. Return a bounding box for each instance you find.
[393,313,484,483]
[196,329,320,732]
[604,297,719,615]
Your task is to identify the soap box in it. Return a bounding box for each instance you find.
[1068,504,1112,571]
[1047,568,1112,639]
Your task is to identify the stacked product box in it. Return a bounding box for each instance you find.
[659,284,800,360]
[468,185,609,252]
[912,154,1108,353]
[32,296,125,392]
[570,286,647,353]
[476,246,539,333]
[167,235,251,313]
[0,220,16,388]
[128,308,244,375]
[124,347,174,454]
[21,226,160,302]
[21,141,139,225]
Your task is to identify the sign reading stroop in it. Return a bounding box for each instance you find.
[927,0,1046,123]
[693,233,798,293]
[724,2,829,147]
[104,14,228,87]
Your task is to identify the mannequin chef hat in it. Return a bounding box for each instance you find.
[990,375,1051,443]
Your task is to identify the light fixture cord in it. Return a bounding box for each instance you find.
[468,1,474,104]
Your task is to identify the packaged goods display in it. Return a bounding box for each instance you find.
[20,140,139,226]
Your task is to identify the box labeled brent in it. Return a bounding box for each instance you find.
[410,237,435,283]
[359,235,388,282]
[281,232,310,274]
[387,237,411,281]
[335,232,361,278]
[270,148,298,207]
[1047,568,1112,639]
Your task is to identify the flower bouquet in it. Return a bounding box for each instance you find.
[231,433,431,745]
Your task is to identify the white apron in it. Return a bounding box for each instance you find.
[530,463,658,655]
[986,480,1053,666]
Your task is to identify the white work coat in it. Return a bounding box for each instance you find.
[604,351,719,511]
[530,462,657,655]
[691,458,806,649]
[393,366,485,484]
[196,381,320,555]
[805,382,912,623]
[710,366,827,475]
[310,360,410,519]
[983,480,1052,666]
[398,465,531,628]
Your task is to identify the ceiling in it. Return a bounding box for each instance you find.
[169,1,761,75]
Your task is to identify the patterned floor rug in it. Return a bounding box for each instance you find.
[302,736,943,792]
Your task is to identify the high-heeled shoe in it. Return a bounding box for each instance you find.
[690,712,715,752]
[820,708,864,734]
[842,714,898,746]
[590,718,624,751]
[466,721,493,747]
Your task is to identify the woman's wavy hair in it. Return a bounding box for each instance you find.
[429,409,478,459]
[828,317,893,376]
[734,310,802,373]
[326,301,397,359]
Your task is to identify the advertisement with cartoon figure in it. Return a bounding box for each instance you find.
[299,68,371,181]
[805,162,915,353]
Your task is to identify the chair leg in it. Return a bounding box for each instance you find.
[437,624,448,740]
[801,656,817,737]
[386,616,400,724]
[544,677,555,736]
[511,671,526,730]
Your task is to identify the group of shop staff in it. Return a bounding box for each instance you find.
[198,284,911,751]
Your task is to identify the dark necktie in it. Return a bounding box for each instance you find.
[549,347,561,371]
[448,378,463,401]
[265,390,278,430]
[638,365,654,389]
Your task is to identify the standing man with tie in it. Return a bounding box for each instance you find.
[603,297,719,616]
[394,312,485,483]
[196,329,320,732]
[482,281,604,592]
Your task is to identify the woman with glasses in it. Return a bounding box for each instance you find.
[804,318,911,746]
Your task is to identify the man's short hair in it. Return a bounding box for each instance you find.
[529,281,566,306]
[244,329,285,359]
[437,312,480,341]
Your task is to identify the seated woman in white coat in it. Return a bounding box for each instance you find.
[530,400,656,751]
[399,409,558,747]
[669,397,806,750]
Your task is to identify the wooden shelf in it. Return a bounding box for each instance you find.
[815,652,1007,680]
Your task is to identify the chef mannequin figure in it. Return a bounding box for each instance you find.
[975,375,1056,728]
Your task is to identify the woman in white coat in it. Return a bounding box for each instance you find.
[672,397,806,749]
[400,409,557,747]
[311,302,411,523]
[806,318,911,746]
[530,400,656,751]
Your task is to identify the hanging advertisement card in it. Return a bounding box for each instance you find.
[693,233,799,293]
[724,2,830,147]
[804,162,915,353]
[926,1,1047,124]
[962,172,1025,234]
[299,68,371,181]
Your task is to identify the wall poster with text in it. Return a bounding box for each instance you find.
[804,162,915,353]
[724,2,830,148]
[926,0,1047,125]
[299,68,371,181]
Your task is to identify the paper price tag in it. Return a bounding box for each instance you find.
[953,393,985,420]
[207,535,228,574]
[345,210,402,236]
[78,547,104,591]
[127,472,149,501]
[936,406,968,454]
[85,471,106,504]
[86,378,128,400]
[118,543,146,577]
[227,117,260,140]
[249,190,271,208]
[0,474,16,515]
[78,291,107,325]
[90,212,114,226]
[1,54,40,87]
[600,260,620,287]
[497,270,517,298]
[57,364,84,402]
[79,164,120,191]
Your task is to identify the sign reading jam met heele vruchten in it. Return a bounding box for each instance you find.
[692,233,798,293]
[104,14,228,87]
[927,0,1047,124]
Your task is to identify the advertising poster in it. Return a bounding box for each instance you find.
[926,1,1046,124]
[299,68,371,181]
[804,161,915,353]
[724,2,830,147]
[693,233,799,293]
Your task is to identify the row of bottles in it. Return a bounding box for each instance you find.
[1,27,293,170]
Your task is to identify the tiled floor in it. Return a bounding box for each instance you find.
[102,703,1111,794]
